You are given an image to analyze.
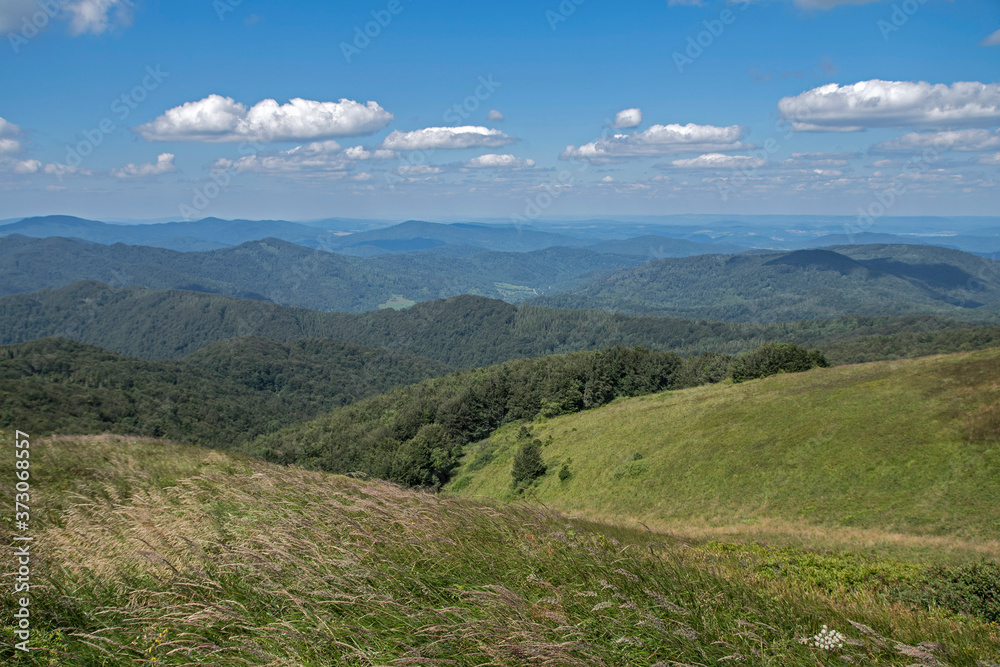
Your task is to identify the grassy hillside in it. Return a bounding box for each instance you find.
[6,281,1000,366]
[533,245,1000,322]
[0,337,449,447]
[2,434,998,665]
[450,348,1000,562]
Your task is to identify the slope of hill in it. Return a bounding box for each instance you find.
[4,434,997,665]
[5,281,1000,366]
[533,245,1000,322]
[450,348,1000,559]
[0,337,450,447]
[0,235,645,309]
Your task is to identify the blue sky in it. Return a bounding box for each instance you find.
[1,0,998,222]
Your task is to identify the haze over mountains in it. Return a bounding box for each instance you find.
[3,214,999,256]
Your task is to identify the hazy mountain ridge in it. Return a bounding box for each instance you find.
[533,245,1000,322]
[0,235,648,309]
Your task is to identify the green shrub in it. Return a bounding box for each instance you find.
[898,560,1000,623]
[558,464,572,482]
[729,343,829,383]
[512,439,547,486]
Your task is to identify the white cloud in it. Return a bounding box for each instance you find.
[14,159,41,174]
[66,0,133,35]
[343,145,396,160]
[782,152,852,167]
[381,126,515,151]
[214,140,350,173]
[976,153,1000,165]
[982,29,1000,47]
[112,152,176,178]
[463,154,535,169]
[0,0,36,32]
[352,172,373,181]
[0,0,131,35]
[487,109,505,122]
[611,108,642,129]
[669,153,766,169]
[43,163,91,177]
[396,164,442,175]
[213,140,396,175]
[137,95,394,142]
[561,123,749,162]
[0,138,21,155]
[0,117,22,155]
[875,129,1000,152]
[779,80,1000,131]
[601,176,615,183]
[786,0,882,8]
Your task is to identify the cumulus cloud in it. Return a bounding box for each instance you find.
[66,0,133,35]
[0,116,22,155]
[0,0,132,35]
[778,80,1000,131]
[43,163,91,177]
[561,123,749,162]
[112,152,176,178]
[214,140,350,174]
[136,95,394,143]
[874,129,1000,152]
[343,145,396,160]
[464,154,535,169]
[212,140,396,175]
[976,152,1000,165]
[669,153,766,169]
[611,108,642,129]
[487,109,505,122]
[396,164,443,176]
[982,29,1000,47]
[786,0,882,8]
[782,152,853,167]
[13,159,41,174]
[381,126,515,151]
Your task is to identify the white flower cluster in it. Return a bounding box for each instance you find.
[812,625,845,651]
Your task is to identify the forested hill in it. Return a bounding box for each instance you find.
[0,336,450,447]
[532,245,1000,322]
[0,234,643,309]
[4,281,1000,368]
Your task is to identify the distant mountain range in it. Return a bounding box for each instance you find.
[0,235,645,310]
[533,245,1000,322]
[4,214,999,258]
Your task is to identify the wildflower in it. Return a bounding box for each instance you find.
[812,624,845,651]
